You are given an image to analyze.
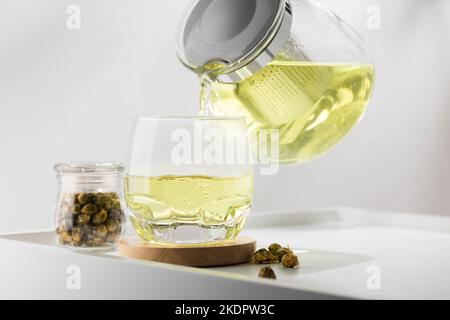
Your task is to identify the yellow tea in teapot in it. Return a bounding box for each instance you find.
[200,60,374,164]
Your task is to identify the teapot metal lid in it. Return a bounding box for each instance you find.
[176,0,292,82]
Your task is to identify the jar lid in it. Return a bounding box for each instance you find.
[176,0,292,82]
[54,162,125,175]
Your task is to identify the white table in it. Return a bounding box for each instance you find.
[1,207,449,299]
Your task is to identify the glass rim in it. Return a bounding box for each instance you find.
[54,162,125,175]
[136,115,247,122]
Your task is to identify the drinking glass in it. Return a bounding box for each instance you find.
[125,116,253,243]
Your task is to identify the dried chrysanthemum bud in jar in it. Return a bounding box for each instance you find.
[106,219,118,233]
[76,213,90,225]
[71,203,81,215]
[56,191,124,249]
[77,192,90,205]
[81,203,97,215]
[258,266,277,279]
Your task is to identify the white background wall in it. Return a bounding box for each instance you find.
[0,0,449,233]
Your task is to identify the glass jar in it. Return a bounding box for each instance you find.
[54,162,126,250]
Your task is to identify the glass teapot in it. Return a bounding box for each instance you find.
[176,0,374,165]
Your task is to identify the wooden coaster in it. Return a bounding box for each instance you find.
[118,236,256,267]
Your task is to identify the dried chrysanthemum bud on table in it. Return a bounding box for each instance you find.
[252,248,279,264]
[281,253,299,268]
[258,266,277,279]
[253,243,300,271]
[276,247,293,260]
[55,192,124,249]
